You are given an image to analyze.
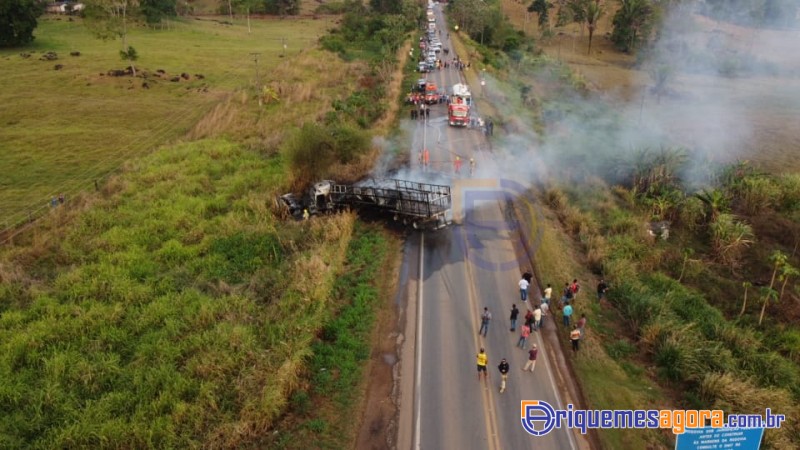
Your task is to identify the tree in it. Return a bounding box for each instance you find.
[566,0,588,36]
[139,0,176,24]
[0,0,44,48]
[696,189,729,223]
[585,0,604,55]
[120,45,138,76]
[84,0,140,52]
[263,0,300,16]
[611,0,655,53]
[528,0,552,31]
[758,250,787,325]
[648,61,675,102]
[738,281,752,318]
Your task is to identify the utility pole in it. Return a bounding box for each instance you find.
[250,52,261,87]
[281,37,287,57]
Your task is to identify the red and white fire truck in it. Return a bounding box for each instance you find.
[448,83,471,127]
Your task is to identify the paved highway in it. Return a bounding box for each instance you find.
[396,4,584,449]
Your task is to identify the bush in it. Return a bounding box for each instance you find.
[604,339,637,359]
[282,122,370,187]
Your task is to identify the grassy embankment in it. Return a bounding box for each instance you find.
[0,15,327,230]
[0,5,414,447]
[0,140,356,448]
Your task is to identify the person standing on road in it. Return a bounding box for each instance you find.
[517,323,531,348]
[519,276,530,303]
[479,307,491,337]
[533,305,542,331]
[570,325,581,355]
[469,157,476,176]
[510,304,519,331]
[597,279,608,301]
[539,301,549,328]
[423,148,430,169]
[454,155,462,174]
[524,309,534,330]
[542,283,552,304]
[477,348,488,382]
[498,358,510,393]
[562,303,573,327]
[522,344,538,373]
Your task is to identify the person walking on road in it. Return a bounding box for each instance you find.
[423,148,430,169]
[477,348,488,382]
[479,307,491,337]
[533,305,542,331]
[570,325,581,355]
[522,344,538,372]
[562,303,573,327]
[498,358,510,393]
[469,157,476,176]
[454,155,462,174]
[517,323,531,348]
[519,276,530,303]
[510,304,519,331]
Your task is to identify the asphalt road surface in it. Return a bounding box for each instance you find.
[396,5,584,450]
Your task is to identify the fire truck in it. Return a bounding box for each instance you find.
[448,83,471,127]
[424,82,440,104]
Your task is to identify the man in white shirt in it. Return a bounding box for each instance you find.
[539,301,549,329]
[518,277,530,304]
[533,305,542,331]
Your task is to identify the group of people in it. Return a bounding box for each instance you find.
[476,272,608,392]
[410,103,431,121]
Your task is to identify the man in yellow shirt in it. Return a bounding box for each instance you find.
[476,348,488,382]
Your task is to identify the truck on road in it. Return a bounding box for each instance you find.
[448,83,472,127]
[279,179,452,230]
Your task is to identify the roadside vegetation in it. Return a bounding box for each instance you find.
[267,224,393,449]
[453,0,800,447]
[1,1,415,447]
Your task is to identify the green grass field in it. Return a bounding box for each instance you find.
[0,139,359,447]
[0,15,327,229]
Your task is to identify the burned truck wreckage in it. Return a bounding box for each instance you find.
[279,179,452,230]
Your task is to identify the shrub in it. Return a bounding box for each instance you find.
[282,123,336,188]
[709,213,754,269]
[604,339,637,359]
[678,196,706,231]
[777,173,800,212]
[735,176,781,215]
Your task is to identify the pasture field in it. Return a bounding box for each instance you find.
[0,15,328,229]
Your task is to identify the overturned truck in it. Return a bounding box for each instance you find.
[280,179,452,230]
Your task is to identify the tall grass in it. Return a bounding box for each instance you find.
[0,140,357,447]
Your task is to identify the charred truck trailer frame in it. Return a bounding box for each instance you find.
[280,179,452,230]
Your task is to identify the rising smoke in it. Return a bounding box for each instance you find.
[373,1,800,194]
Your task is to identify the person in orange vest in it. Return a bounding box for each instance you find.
[454,155,462,174]
[423,148,430,169]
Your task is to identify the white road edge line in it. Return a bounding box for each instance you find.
[414,232,424,450]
